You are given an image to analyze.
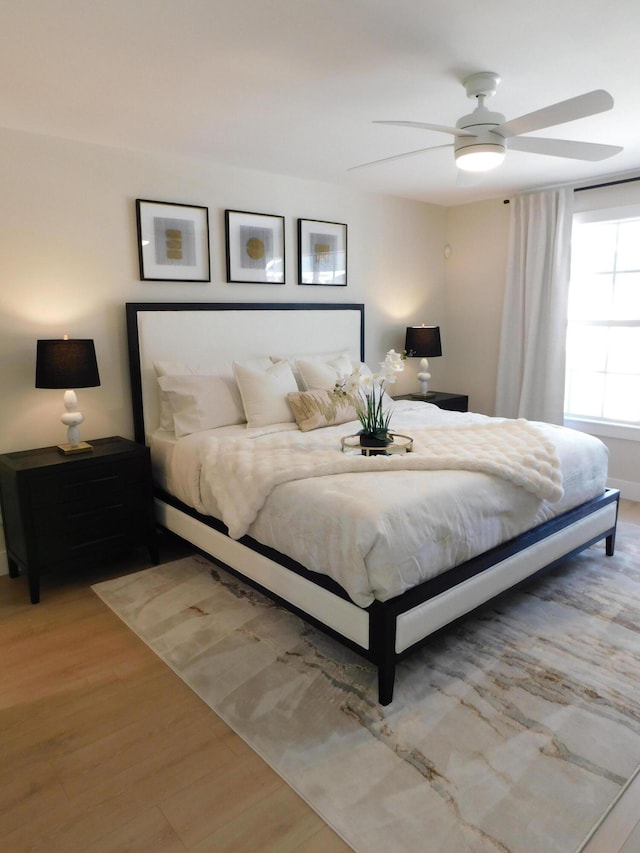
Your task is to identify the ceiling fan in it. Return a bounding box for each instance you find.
[350,72,623,174]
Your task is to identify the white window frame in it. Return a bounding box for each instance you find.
[564,201,640,443]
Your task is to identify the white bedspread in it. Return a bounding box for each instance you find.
[152,402,609,607]
[202,419,564,540]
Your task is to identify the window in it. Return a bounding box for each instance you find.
[564,210,640,428]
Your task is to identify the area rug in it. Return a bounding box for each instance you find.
[92,522,640,853]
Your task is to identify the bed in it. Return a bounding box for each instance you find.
[126,301,619,704]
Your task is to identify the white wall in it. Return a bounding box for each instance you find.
[443,198,511,415]
[0,126,446,455]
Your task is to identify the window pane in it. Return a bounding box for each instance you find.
[602,374,640,422]
[565,325,608,370]
[608,326,640,373]
[568,273,613,320]
[565,370,605,418]
[572,223,617,273]
[616,219,640,271]
[612,272,640,320]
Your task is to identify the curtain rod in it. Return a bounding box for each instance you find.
[574,175,640,193]
[504,174,640,203]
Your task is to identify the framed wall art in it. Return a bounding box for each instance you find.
[225,209,285,284]
[135,199,210,282]
[298,219,347,286]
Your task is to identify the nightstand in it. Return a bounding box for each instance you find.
[393,391,469,412]
[0,436,158,603]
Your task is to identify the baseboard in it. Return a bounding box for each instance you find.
[608,478,640,502]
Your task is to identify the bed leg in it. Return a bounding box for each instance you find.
[370,602,398,705]
[378,661,396,706]
[606,530,616,556]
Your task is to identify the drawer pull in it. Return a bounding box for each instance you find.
[70,533,127,552]
[69,503,124,522]
[64,474,119,491]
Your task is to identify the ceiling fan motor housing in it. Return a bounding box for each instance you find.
[455,73,506,170]
[454,106,507,170]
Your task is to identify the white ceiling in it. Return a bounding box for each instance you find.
[3,0,640,206]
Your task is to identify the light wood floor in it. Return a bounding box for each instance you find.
[1,501,639,852]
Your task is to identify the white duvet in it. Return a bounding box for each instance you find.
[152,401,609,607]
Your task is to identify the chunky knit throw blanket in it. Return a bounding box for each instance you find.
[201,419,564,540]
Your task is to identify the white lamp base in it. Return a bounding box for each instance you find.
[58,389,93,454]
[417,357,432,397]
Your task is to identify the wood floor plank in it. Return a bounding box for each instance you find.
[292,824,354,852]
[0,759,69,837]
[188,784,335,853]
[2,668,189,770]
[55,700,221,798]
[160,750,284,847]
[83,805,187,853]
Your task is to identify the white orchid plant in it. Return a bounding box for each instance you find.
[338,349,405,441]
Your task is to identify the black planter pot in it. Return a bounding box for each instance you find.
[359,431,391,456]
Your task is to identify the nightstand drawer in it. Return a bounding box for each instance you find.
[28,459,146,509]
[33,506,130,563]
[33,498,127,539]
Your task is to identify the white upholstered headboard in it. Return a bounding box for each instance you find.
[126,302,365,443]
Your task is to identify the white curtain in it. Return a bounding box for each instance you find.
[495,187,573,424]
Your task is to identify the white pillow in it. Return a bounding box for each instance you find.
[233,359,298,427]
[154,357,270,430]
[270,350,352,390]
[154,360,199,430]
[296,353,354,391]
[157,374,246,437]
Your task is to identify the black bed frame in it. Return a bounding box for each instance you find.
[126,302,620,704]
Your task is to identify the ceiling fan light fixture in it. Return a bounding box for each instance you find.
[455,143,506,172]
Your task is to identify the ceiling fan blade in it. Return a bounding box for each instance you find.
[348,143,452,171]
[497,90,614,138]
[373,120,475,138]
[508,136,623,161]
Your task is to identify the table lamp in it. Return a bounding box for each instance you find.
[35,337,101,454]
[404,325,442,398]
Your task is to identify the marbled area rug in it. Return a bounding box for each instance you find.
[92,522,640,853]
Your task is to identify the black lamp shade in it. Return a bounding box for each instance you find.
[404,326,442,358]
[35,339,100,389]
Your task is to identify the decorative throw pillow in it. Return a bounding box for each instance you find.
[296,353,354,391]
[287,389,359,432]
[157,374,246,438]
[233,359,298,427]
[270,350,353,390]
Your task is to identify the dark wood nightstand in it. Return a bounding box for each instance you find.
[0,436,158,603]
[393,391,469,412]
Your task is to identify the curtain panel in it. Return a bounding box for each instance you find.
[495,188,573,424]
